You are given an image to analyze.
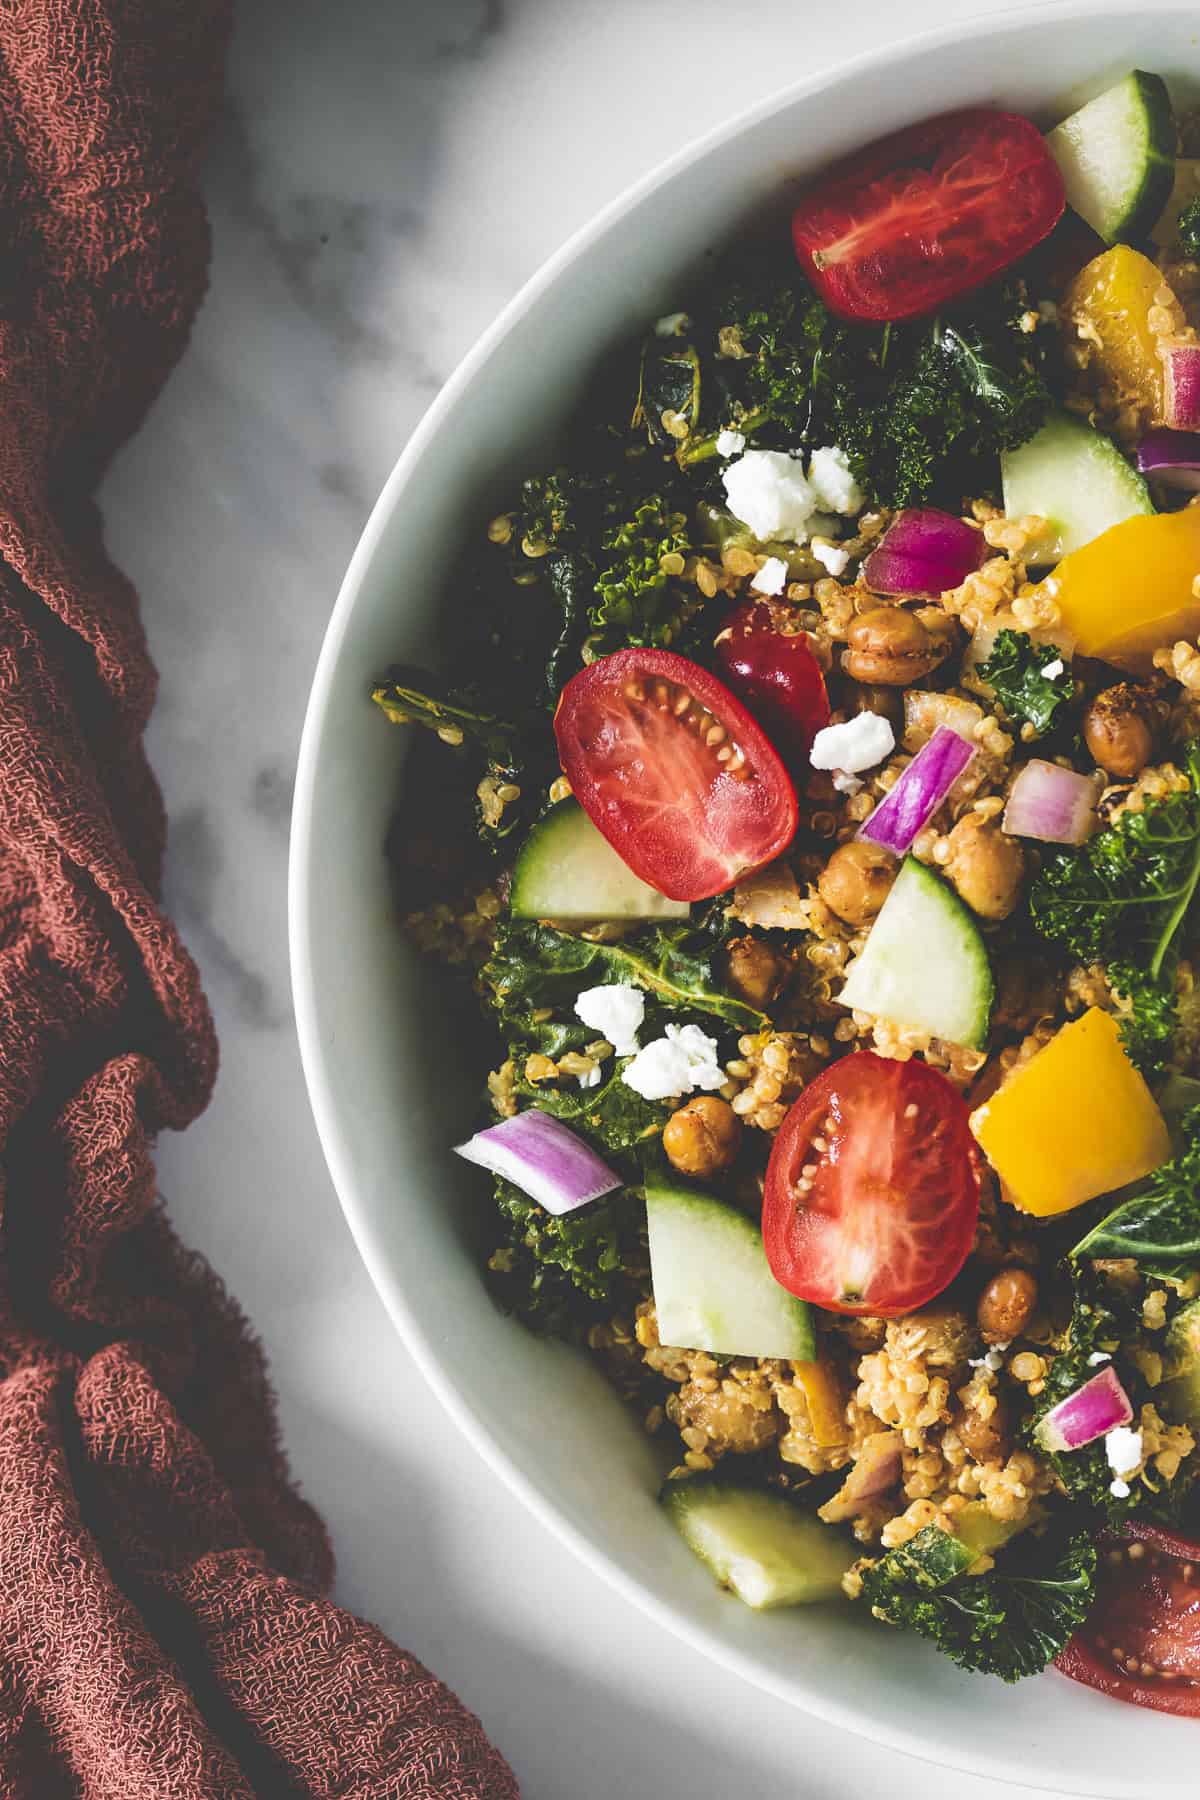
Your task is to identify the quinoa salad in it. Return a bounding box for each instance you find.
[373,79,1200,1709]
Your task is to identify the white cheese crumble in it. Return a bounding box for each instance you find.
[1110,1478,1131,1499]
[715,427,747,458]
[1105,1425,1143,1486]
[573,983,645,1057]
[1040,658,1064,679]
[578,1063,603,1089]
[968,1339,1011,1373]
[722,450,816,542]
[1087,1351,1112,1367]
[812,540,850,578]
[750,555,789,596]
[654,311,689,338]
[621,1023,725,1102]
[831,770,863,795]
[808,444,865,516]
[810,712,895,776]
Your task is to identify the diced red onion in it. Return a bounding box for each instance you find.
[862,508,988,598]
[455,1110,622,1215]
[1136,425,1200,491]
[859,725,976,855]
[1162,343,1200,432]
[1034,1365,1132,1454]
[818,1431,903,1522]
[1002,758,1096,845]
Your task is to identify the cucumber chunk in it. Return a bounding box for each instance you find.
[510,800,690,922]
[661,1479,854,1608]
[646,1170,814,1361]
[837,856,994,1050]
[1001,410,1153,563]
[1046,70,1175,245]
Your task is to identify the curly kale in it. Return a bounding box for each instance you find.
[858,1524,1096,1682]
[1029,741,1200,1073]
[977,629,1075,737]
[692,263,1056,508]
[487,1175,646,1339]
[1024,1273,1141,1518]
[1073,1103,1200,1279]
[591,495,693,651]
[1178,197,1200,259]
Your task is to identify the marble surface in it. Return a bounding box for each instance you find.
[98,1,1080,1795]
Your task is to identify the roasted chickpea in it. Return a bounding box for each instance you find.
[848,681,902,730]
[663,1095,742,1179]
[977,1266,1038,1343]
[723,934,785,1008]
[1083,682,1156,778]
[956,1390,1011,1464]
[842,606,946,686]
[817,839,897,926]
[942,811,1025,921]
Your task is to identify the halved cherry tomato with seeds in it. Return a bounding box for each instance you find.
[791,109,1065,323]
[762,1051,980,1316]
[553,648,797,902]
[1057,1522,1200,1715]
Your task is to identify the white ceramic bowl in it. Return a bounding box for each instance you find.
[291,8,1200,1790]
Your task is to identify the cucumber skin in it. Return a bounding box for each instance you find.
[660,1478,854,1608]
[510,800,689,922]
[838,857,994,1052]
[645,1172,815,1363]
[1047,71,1175,246]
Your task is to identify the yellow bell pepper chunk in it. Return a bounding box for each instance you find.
[971,1008,1168,1217]
[792,1359,847,1447]
[1035,504,1200,674]
[1063,245,1184,422]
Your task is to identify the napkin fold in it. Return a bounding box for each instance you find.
[0,2,517,1794]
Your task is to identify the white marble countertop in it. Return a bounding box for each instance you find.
[99,1,1079,1794]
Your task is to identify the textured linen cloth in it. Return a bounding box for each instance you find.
[0,2,518,1795]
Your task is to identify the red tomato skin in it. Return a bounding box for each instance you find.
[1056,1523,1200,1716]
[714,603,831,767]
[762,1052,979,1317]
[792,109,1066,323]
[554,648,798,902]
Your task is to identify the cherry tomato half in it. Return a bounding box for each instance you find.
[553,648,797,902]
[715,603,831,767]
[1056,1522,1200,1715]
[762,1051,980,1316]
[791,109,1066,323]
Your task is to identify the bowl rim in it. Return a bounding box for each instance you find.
[289,3,1199,1785]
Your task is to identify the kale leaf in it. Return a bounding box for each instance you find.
[694,263,1055,508]
[977,629,1075,737]
[1029,742,1200,1072]
[487,1174,647,1339]
[482,918,765,1052]
[590,494,694,652]
[1072,1103,1200,1278]
[1178,197,1200,259]
[858,1524,1096,1682]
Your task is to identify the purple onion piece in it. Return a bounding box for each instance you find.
[1034,1365,1133,1454]
[1002,759,1096,845]
[858,725,977,856]
[456,1110,622,1215]
[862,507,988,597]
[1163,343,1200,432]
[1136,425,1200,492]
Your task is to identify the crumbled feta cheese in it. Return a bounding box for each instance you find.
[578,1063,603,1089]
[1109,1478,1131,1498]
[810,712,895,776]
[831,770,862,795]
[574,983,645,1057]
[807,445,864,516]
[811,540,850,578]
[1087,1351,1112,1367]
[750,555,788,596]
[722,450,816,542]
[1040,658,1064,679]
[1105,1425,1143,1480]
[715,427,746,458]
[621,1023,725,1102]
[968,1339,1010,1373]
[654,311,689,338]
